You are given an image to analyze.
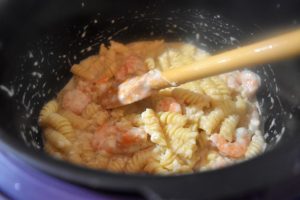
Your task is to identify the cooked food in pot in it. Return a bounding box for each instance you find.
[39,40,265,174]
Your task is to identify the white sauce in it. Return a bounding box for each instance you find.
[0,85,14,97]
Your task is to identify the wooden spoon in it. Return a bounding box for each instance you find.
[102,29,300,109]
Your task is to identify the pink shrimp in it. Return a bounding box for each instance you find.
[226,71,242,90]
[210,128,251,158]
[226,70,260,98]
[155,97,182,113]
[77,79,94,94]
[115,55,147,81]
[240,70,261,98]
[94,79,116,98]
[92,121,149,154]
[62,89,91,114]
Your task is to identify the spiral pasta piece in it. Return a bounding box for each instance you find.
[179,80,205,94]
[82,103,101,119]
[158,112,188,127]
[71,55,101,81]
[200,77,232,100]
[39,100,58,125]
[180,43,197,57]
[43,113,73,138]
[107,156,129,173]
[44,128,71,152]
[219,115,240,142]
[200,109,225,134]
[159,149,191,173]
[172,88,210,108]
[141,109,167,146]
[235,96,248,116]
[60,110,89,129]
[92,110,110,126]
[78,133,96,163]
[144,155,169,174]
[165,125,198,160]
[145,57,156,70]
[184,106,204,127]
[125,147,153,173]
[245,131,266,158]
[212,97,248,118]
[86,155,110,170]
[44,143,64,159]
[212,99,236,116]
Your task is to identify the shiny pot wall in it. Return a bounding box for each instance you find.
[0,0,300,199]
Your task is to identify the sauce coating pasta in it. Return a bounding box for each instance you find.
[39,41,265,174]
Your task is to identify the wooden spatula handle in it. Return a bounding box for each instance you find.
[160,29,300,87]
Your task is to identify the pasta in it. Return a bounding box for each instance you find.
[172,88,211,108]
[40,40,265,174]
[42,113,73,139]
[199,108,225,134]
[125,147,153,173]
[245,131,266,158]
[39,100,58,125]
[178,80,205,94]
[158,111,188,127]
[184,106,204,126]
[82,103,101,119]
[144,156,169,174]
[70,55,100,80]
[159,148,191,173]
[60,110,90,129]
[141,108,167,146]
[44,143,64,159]
[44,128,71,151]
[107,156,129,173]
[199,76,232,100]
[164,125,198,160]
[219,115,240,142]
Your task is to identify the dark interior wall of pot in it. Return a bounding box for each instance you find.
[0,0,299,153]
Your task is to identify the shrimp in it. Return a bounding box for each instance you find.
[77,79,94,94]
[240,70,261,98]
[226,70,260,98]
[92,121,149,154]
[210,127,251,158]
[62,89,91,114]
[155,97,182,113]
[226,71,241,90]
[115,55,148,81]
[95,80,114,97]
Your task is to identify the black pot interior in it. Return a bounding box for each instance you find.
[0,0,300,199]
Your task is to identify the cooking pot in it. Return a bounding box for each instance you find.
[0,0,300,199]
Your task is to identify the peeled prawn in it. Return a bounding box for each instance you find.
[92,121,149,154]
[62,89,91,114]
[210,127,251,158]
[115,55,147,81]
[226,70,261,98]
[77,79,94,94]
[155,97,182,113]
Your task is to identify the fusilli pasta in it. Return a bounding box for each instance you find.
[219,115,240,142]
[142,109,167,146]
[39,100,58,125]
[199,109,225,134]
[172,88,210,108]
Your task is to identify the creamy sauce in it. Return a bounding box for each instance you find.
[118,69,170,105]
